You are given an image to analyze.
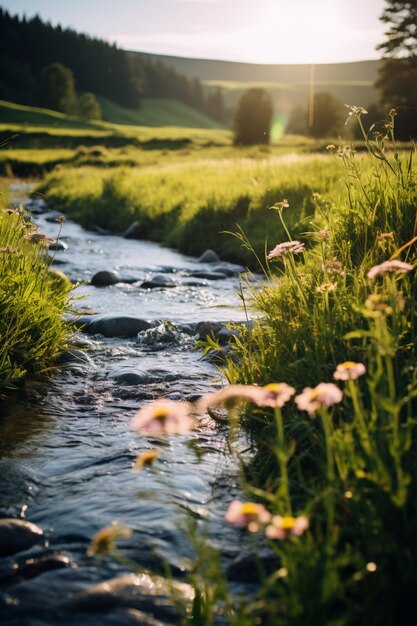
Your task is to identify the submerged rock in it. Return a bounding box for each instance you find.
[112,371,157,386]
[187,270,226,281]
[48,240,68,251]
[74,315,153,338]
[0,519,43,557]
[212,262,246,276]
[69,572,194,622]
[198,249,220,263]
[91,270,120,287]
[1,554,71,582]
[140,275,177,289]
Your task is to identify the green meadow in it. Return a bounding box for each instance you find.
[0,98,416,625]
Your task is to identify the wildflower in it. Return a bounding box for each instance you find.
[326,144,335,151]
[55,216,66,223]
[316,228,330,241]
[345,104,368,125]
[134,449,159,470]
[225,500,271,532]
[0,246,20,254]
[24,231,53,245]
[265,515,309,539]
[270,199,290,211]
[267,241,305,260]
[364,294,393,317]
[198,383,295,413]
[316,281,337,293]
[324,259,345,277]
[198,384,266,413]
[377,232,394,242]
[367,260,413,279]
[345,104,368,116]
[132,398,193,436]
[258,383,296,408]
[87,524,132,556]
[295,383,343,416]
[334,361,366,381]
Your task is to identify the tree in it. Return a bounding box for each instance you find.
[309,92,344,138]
[41,62,75,114]
[233,88,273,146]
[376,0,417,139]
[77,92,102,120]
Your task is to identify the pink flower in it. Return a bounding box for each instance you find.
[132,399,193,436]
[24,231,53,245]
[257,383,296,408]
[333,361,366,381]
[225,500,271,532]
[367,260,413,279]
[197,383,295,413]
[295,383,343,416]
[265,515,309,540]
[197,384,268,413]
[267,241,305,260]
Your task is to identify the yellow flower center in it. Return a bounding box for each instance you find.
[264,383,279,391]
[241,503,259,516]
[152,408,169,421]
[280,517,296,530]
[341,361,356,369]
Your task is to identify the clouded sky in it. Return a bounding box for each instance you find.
[1,0,387,64]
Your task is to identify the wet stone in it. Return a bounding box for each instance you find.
[0,519,44,557]
[187,270,226,281]
[48,240,68,251]
[69,573,194,622]
[74,315,153,338]
[57,349,96,368]
[112,371,157,386]
[1,554,71,583]
[91,270,120,287]
[198,249,220,263]
[212,262,246,276]
[140,275,177,289]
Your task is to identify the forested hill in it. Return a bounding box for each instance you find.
[0,9,226,123]
[133,52,381,85]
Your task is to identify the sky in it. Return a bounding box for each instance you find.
[1,0,387,65]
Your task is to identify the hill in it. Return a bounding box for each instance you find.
[0,99,229,150]
[133,52,381,110]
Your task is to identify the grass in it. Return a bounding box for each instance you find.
[0,99,230,150]
[0,203,73,395]
[198,112,416,625]
[38,151,347,265]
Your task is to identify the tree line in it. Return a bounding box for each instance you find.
[0,9,227,123]
[234,0,416,144]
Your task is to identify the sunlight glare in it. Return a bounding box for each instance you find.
[239,0,347,64]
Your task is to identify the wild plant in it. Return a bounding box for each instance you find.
[0,203,73,394]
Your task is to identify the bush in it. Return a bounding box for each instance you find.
[233,88,273,146]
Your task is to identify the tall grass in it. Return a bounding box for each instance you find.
[206,110,417,624]
[0,203,73,395]
[40,153,346,265]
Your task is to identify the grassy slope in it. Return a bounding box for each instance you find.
[0,100,230,147]
[98,97,223,129]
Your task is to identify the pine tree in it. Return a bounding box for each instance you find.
[376,0,417,139]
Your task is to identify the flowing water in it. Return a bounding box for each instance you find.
[0,188,260,625]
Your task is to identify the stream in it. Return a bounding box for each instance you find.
[0,187,263,626]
